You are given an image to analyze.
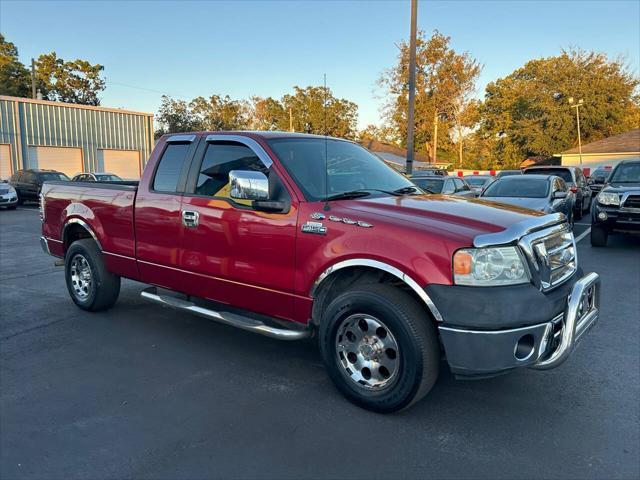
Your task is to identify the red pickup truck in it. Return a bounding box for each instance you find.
[40,131,601,412]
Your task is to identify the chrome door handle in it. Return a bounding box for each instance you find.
[181,210,199,228]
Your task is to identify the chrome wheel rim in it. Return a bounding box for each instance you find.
[70,254,92,300]
[335,314,400,390]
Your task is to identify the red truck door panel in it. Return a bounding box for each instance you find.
[135,138,197,291]
[178,137,298,321]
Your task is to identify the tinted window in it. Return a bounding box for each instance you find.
[465,176,490,186]
[412,178,443,193]
[95,174,121,181]
[525,168,573,183]
[442,179,455,194]
[268,138,414,201]
[153,143,191,192]
[195,142,267,198]
[25,172,37,183]
[609,162,640,183]
[483,177,549,198]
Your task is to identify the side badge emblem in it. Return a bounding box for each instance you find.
[301,221,327,235]
[310,212,326,220]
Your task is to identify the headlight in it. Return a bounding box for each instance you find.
[453,246,530,286]
[597,192,620,206]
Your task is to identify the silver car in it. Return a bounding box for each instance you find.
[0,182,18,210]
[480,174,576,225]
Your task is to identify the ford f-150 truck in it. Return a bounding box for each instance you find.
[40,131,601,412]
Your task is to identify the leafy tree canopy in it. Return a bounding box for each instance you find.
[0,34,31,97]
[480,49,640,167]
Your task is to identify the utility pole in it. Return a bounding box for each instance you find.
[31,58,37,99]
[433,111,439,165]
[569,97,584,166]
[405,0,418,175]
[289,107,293,132]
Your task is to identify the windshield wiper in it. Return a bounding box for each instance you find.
[392,186,423,195]
[326,190,374,201]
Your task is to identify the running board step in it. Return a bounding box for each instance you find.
[140,287,311,341]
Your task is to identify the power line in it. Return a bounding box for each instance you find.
[105,79,189,99]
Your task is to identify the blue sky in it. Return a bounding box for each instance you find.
[2,0,639,128]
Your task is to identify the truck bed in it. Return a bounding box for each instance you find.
[41,181,139,270]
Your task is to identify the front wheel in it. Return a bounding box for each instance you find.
[590,225,608,247]
[318,284,440,413]
[65,239,121,311]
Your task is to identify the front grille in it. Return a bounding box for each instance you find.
[623,195,640,209]
[520,226,577,291]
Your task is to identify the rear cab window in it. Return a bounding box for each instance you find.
[153,143,192,192]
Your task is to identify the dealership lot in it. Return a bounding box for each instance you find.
[1,206,638,479]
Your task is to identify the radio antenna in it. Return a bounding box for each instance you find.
[323,73,330,211]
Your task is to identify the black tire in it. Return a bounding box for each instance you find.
[7,206,16,210]
[574,199,583,220]
[318,283,440,413]
[65,239,120,311]
[590,225,608,247]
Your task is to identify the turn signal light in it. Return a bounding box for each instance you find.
[453,251,473,275]
[570,186,578,193]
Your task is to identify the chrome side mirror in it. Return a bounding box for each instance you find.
[229,170,269,201]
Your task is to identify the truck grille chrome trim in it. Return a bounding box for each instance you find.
[140,287,311,341]
[519,224,577,291]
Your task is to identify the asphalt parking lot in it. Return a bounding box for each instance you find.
[1,205,639,480]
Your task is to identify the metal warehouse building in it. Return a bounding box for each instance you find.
[0,95,154,180]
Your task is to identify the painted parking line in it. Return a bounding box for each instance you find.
[575,227,591,244]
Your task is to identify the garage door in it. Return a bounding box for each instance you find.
[28,146,83,177]
[97,149,141,180]
[0,144,11,180]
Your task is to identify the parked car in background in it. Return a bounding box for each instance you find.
[587,167,612,194]
[480,175,575,225]
[523,166,591,218]
[71,172,123,182]
[495,169,522,179]
[463,174,493,194]
[410,175,477,197]
[591,159,640,247]
[413,168,448,176]
[9,169,70,204]
[0,181,18,209]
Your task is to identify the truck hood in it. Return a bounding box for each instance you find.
[602,183,640,194]
[341,194,548,246]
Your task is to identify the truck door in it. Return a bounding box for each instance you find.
[178,135,298,322]
[134,136,197,291]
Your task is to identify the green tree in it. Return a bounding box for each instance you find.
[190,95,250,130]
[35,52,105,105]
[0,34,31,97]
[155,95,197,137]
[379,30,482,163]
[250,86,358,138]
[480,49,640,167]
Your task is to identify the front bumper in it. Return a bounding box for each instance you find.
[435,272,600,377]
[0,194,18,207]
[592,202,640,233]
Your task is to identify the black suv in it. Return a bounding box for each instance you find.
[591,159,640,247]
[9,169,70,204]
[523,166,591,218]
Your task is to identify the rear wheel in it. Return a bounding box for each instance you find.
[65,239,120,311]
[590,225,608,247]
[318,283,440,413]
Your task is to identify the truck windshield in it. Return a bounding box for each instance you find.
[608,162,640,183]
[267,138,416,201]
[39,172,70,182]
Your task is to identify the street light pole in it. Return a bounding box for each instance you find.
[569,97,584,166]
[405,0,418,175]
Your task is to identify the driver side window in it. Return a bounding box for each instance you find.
[195,141,269,206]
[442,179,455,194]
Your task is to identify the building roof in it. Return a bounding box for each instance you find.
[561,129,640,155]
[0,95,153,117]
